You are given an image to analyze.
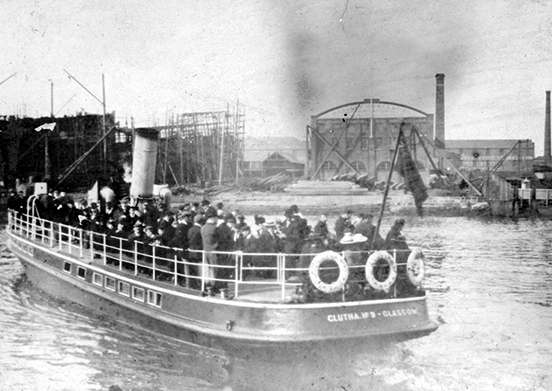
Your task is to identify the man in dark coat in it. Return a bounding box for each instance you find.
[334,210,354,240]
[354,213,384,249]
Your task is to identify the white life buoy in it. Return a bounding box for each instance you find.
[365,251,397,292]
[406,247,425,286]
[309,251,349,294]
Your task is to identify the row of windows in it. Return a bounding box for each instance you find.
[320,137,391,151]
[63,262,162,307]
[11,238,35,256]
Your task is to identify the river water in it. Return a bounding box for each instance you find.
[1,216,551,391]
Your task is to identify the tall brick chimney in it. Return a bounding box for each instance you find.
[545,90,551,165]
[435,73,445,149]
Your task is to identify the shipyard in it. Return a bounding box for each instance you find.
[2,2,552,391]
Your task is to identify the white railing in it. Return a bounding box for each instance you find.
[7,210,412,301]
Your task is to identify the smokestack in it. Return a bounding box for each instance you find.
[545,90,551,165]
[435,73,445,149]
[130,128,160,199]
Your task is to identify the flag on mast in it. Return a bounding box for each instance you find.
[35,122,57,132]
[396,129,428,216]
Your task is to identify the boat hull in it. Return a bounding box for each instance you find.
[8,232,439,350]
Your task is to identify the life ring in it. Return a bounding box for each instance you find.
[365,251,397,292]
[309,251,349,293]
[406,247,425,286]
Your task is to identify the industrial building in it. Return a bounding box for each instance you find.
[445,139,534,175]
[306,74,446,183]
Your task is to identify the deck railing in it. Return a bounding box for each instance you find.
[7,210,410,301]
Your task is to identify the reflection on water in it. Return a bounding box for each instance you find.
[1,217,552,391]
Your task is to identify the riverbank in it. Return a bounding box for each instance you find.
[172,189,472,217]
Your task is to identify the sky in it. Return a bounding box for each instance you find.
[2,0,552,154]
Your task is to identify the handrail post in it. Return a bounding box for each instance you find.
[59,224,63,251]
[201,251,206,292]
[174,254,178,287]
[103,234,107,265]
[152,245,156,281]
[235,252,240,298]
[134,241,138,276]
[68,226,72,255]
[281,253,286,300]
[79,229,83,258]
[90,230,94,262]
[119,238,123,271]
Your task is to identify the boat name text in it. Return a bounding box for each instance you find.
[327,308,418,322]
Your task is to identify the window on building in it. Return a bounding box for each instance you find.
[63,262,71,273]
[352,161,366,171]
[374,138,383,150]
[321,161,337,171]
[361,138,368,150]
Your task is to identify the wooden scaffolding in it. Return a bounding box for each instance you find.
[156,102,245,186]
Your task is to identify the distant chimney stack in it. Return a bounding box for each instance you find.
[435,74,445,149]
[545,90,551,165]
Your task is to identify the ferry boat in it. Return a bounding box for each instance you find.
[5,128,438,349]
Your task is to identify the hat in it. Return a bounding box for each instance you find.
[121,196,130,203]
[263,219,276,227]
[224,213,236,223]
[339,232,354,244]
[201,199,211,206]
[133,222,143,228]
[180,210,192,217]
[205,206,218,218]
[237,214,245,221]
[352,233,368,243]
[194,215,204,224]
[144,225,154,231]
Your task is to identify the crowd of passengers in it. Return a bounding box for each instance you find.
[8,188,411,288]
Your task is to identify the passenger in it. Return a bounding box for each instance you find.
[169,211,192,250]
[7,189,18,211]
[334,210,354,240]
[234,214,248,232]
[385,219,409,250]
[186,214,204,287]
[127,222,145,267]
[354,213,384,250]
[340,232,369,280]
[282,208,310,255]
[298,234,327,277]
[313,214,330,239]
[256,219,278,278]
[215,213,237,281]
[200,207,218,287]
[239,225,259,279]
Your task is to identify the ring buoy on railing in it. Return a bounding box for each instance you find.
[406,247,425,287]
[309,251,349,293]
[365,251,397,292]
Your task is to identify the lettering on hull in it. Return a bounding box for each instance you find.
[327,308,418,322]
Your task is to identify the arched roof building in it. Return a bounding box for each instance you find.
[307,98,441,183]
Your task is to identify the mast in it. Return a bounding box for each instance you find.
[372,123,403,248]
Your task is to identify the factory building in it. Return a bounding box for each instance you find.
[306,75,446,183]
[445,139,534,174]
